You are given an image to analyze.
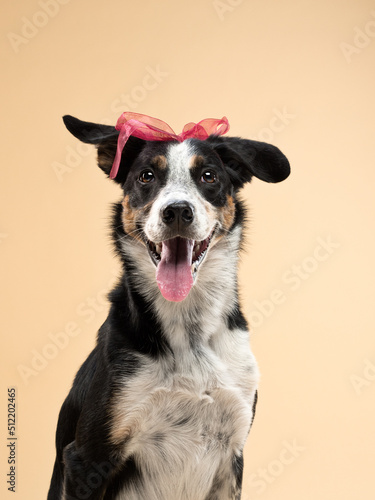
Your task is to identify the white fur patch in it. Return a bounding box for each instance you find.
[115,228,258,499]
[113,338,257,500]
[145,141,214,243]
[112,142,259,499]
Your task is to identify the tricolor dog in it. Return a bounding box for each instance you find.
[48,113,290,500]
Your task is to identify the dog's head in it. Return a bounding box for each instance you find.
[63,115,290,303]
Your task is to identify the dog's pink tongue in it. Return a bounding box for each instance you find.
[156,238,194,302]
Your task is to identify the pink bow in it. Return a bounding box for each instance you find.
[110,112,230,179]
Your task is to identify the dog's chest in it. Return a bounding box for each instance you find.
[112,333,257,500]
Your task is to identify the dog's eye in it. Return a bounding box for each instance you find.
[139,170,155,184]
[201,170,217,184]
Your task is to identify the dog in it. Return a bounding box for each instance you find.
[47,113,290,500]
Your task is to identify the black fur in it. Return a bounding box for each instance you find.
[48,115,289,500]
[207,135,290,187]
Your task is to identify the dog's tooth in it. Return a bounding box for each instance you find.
[195,243,201,253]
[155,243,162,254]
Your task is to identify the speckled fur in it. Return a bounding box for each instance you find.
[48,115,290,500]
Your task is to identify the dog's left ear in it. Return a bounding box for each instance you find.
[207,136,290,189]
[63,115,145,184]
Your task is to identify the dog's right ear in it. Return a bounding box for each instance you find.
[62,115,145,184]
[207,136,290,190]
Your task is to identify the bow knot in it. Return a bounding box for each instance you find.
[110,112,230,179]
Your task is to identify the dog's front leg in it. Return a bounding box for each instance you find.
[61,441,116,500]
[205,452,244,500]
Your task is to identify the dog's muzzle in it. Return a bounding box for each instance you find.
[146,201,215,302]
[161,201,194,230]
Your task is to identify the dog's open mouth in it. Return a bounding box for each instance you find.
[147,230,214,302]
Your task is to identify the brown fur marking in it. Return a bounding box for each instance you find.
[122,196,153,244]
[220,195,236,232]
[189,155,205,170]
[151,155,168,169]
[122,195,137,236]
[97,137,118,175]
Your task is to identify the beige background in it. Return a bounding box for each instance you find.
[1,0,375,498]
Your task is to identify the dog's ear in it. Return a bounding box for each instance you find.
[62,115,145,184]
[207,136,290,190]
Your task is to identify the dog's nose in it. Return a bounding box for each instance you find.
[162,201,194,228]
